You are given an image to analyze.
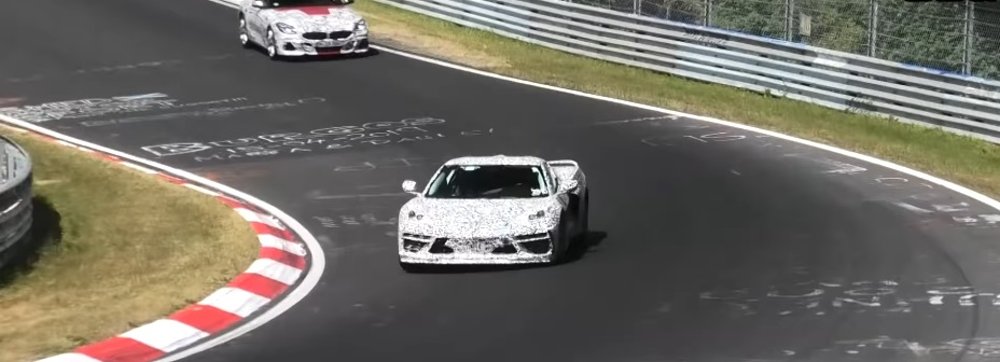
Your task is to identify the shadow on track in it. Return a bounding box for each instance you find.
[401,231,608,274]
[272,48,380,63]
[0,196,63,288]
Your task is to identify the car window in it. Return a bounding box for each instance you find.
[425,165,549,199]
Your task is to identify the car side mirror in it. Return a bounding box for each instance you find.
[251,0,266,8]
[402,180,420,196]
[560,179,579,193]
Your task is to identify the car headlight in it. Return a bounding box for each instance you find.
[407,210,424,221]
[354,19,368,34]
[275,22,297,34]
[527,210,545,220]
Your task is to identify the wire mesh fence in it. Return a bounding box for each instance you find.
[793,0,870,55]
[973,4,1000,78]
[562,0,1000,79]
[710,0,788,40]
[638,0,704,24]
[876,1,966,74]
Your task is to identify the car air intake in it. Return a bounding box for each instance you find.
[329,31,353,39]
[303,32,327,40]
[428,238,453,254]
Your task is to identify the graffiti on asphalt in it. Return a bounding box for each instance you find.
[0,92,330,125]
[139,118,494,162]
[700,279,1000,317]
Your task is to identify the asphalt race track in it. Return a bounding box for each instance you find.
[4,0,1000,361]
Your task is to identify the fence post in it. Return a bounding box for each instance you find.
[963,0,975,75]
[704,0,712,26]
[785,0,794,41]
[868,0,878,57]
[633,0,640,15]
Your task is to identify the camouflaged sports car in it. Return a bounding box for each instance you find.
[397,155,589,271]
[238,0,369,59]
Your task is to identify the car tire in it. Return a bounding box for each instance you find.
[239,16,251,49]
[550,215,569,264]
[581,190,590,236]
[265,28,279,60]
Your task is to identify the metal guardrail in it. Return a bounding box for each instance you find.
[372,0,1000,143]
[0,135,33,271]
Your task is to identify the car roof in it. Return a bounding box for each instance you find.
[443,155,547,167]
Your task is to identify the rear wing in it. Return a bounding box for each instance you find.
[546,159,579,169]
[546,159,585,190]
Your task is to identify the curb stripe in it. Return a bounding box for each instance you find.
[215,195,249,209]
[251,222,295,241]
[35,353,102,362]
[234,208,284,230]
[243,258,303,285]
[227,273,292,299]
[197,287,272,318]
[119,320,209,353]
[183,183,222,197]
[169,305,243,334]
[74,337,165,362]
[259,247,308,269]
[258,234,308,256]
[119,161,158,175]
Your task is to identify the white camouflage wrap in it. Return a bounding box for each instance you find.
[397,156,589,266]
[239,0,369,57]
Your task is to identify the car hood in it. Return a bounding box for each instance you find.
[399,197,563,238]
[262,6,362,32]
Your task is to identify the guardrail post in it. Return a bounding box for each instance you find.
[784,0,793,41]
[633,0,640,15]
[963,0,974,75]
[704,0,712,26]
[868,0,878,57]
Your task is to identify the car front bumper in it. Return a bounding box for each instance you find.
[273,33,369,56]
[398,232,556,265]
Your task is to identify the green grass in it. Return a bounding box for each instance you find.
[355,0,1000,199]
[0,127,258,362]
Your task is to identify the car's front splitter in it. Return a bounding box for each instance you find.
[274,37,370,56]
[399,252,553,265]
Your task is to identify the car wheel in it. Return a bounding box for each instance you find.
[238,16,251,48]
[265,28,279,60]
[550,215,570,264]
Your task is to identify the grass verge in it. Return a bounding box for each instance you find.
[354,0,1000,199]
[0,126,258,362]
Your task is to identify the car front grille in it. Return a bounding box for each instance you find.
[407,233,552,255]
[330,31,353,39]
[303,32,327,40]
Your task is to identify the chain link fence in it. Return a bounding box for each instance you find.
[973,4,1000,78]
[566,0,1000,79]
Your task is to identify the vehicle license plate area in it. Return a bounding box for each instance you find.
[315,40,341,48]
[447,238,503,253]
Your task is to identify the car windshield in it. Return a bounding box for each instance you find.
[425,165,549,199]
[264,0,352,7]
